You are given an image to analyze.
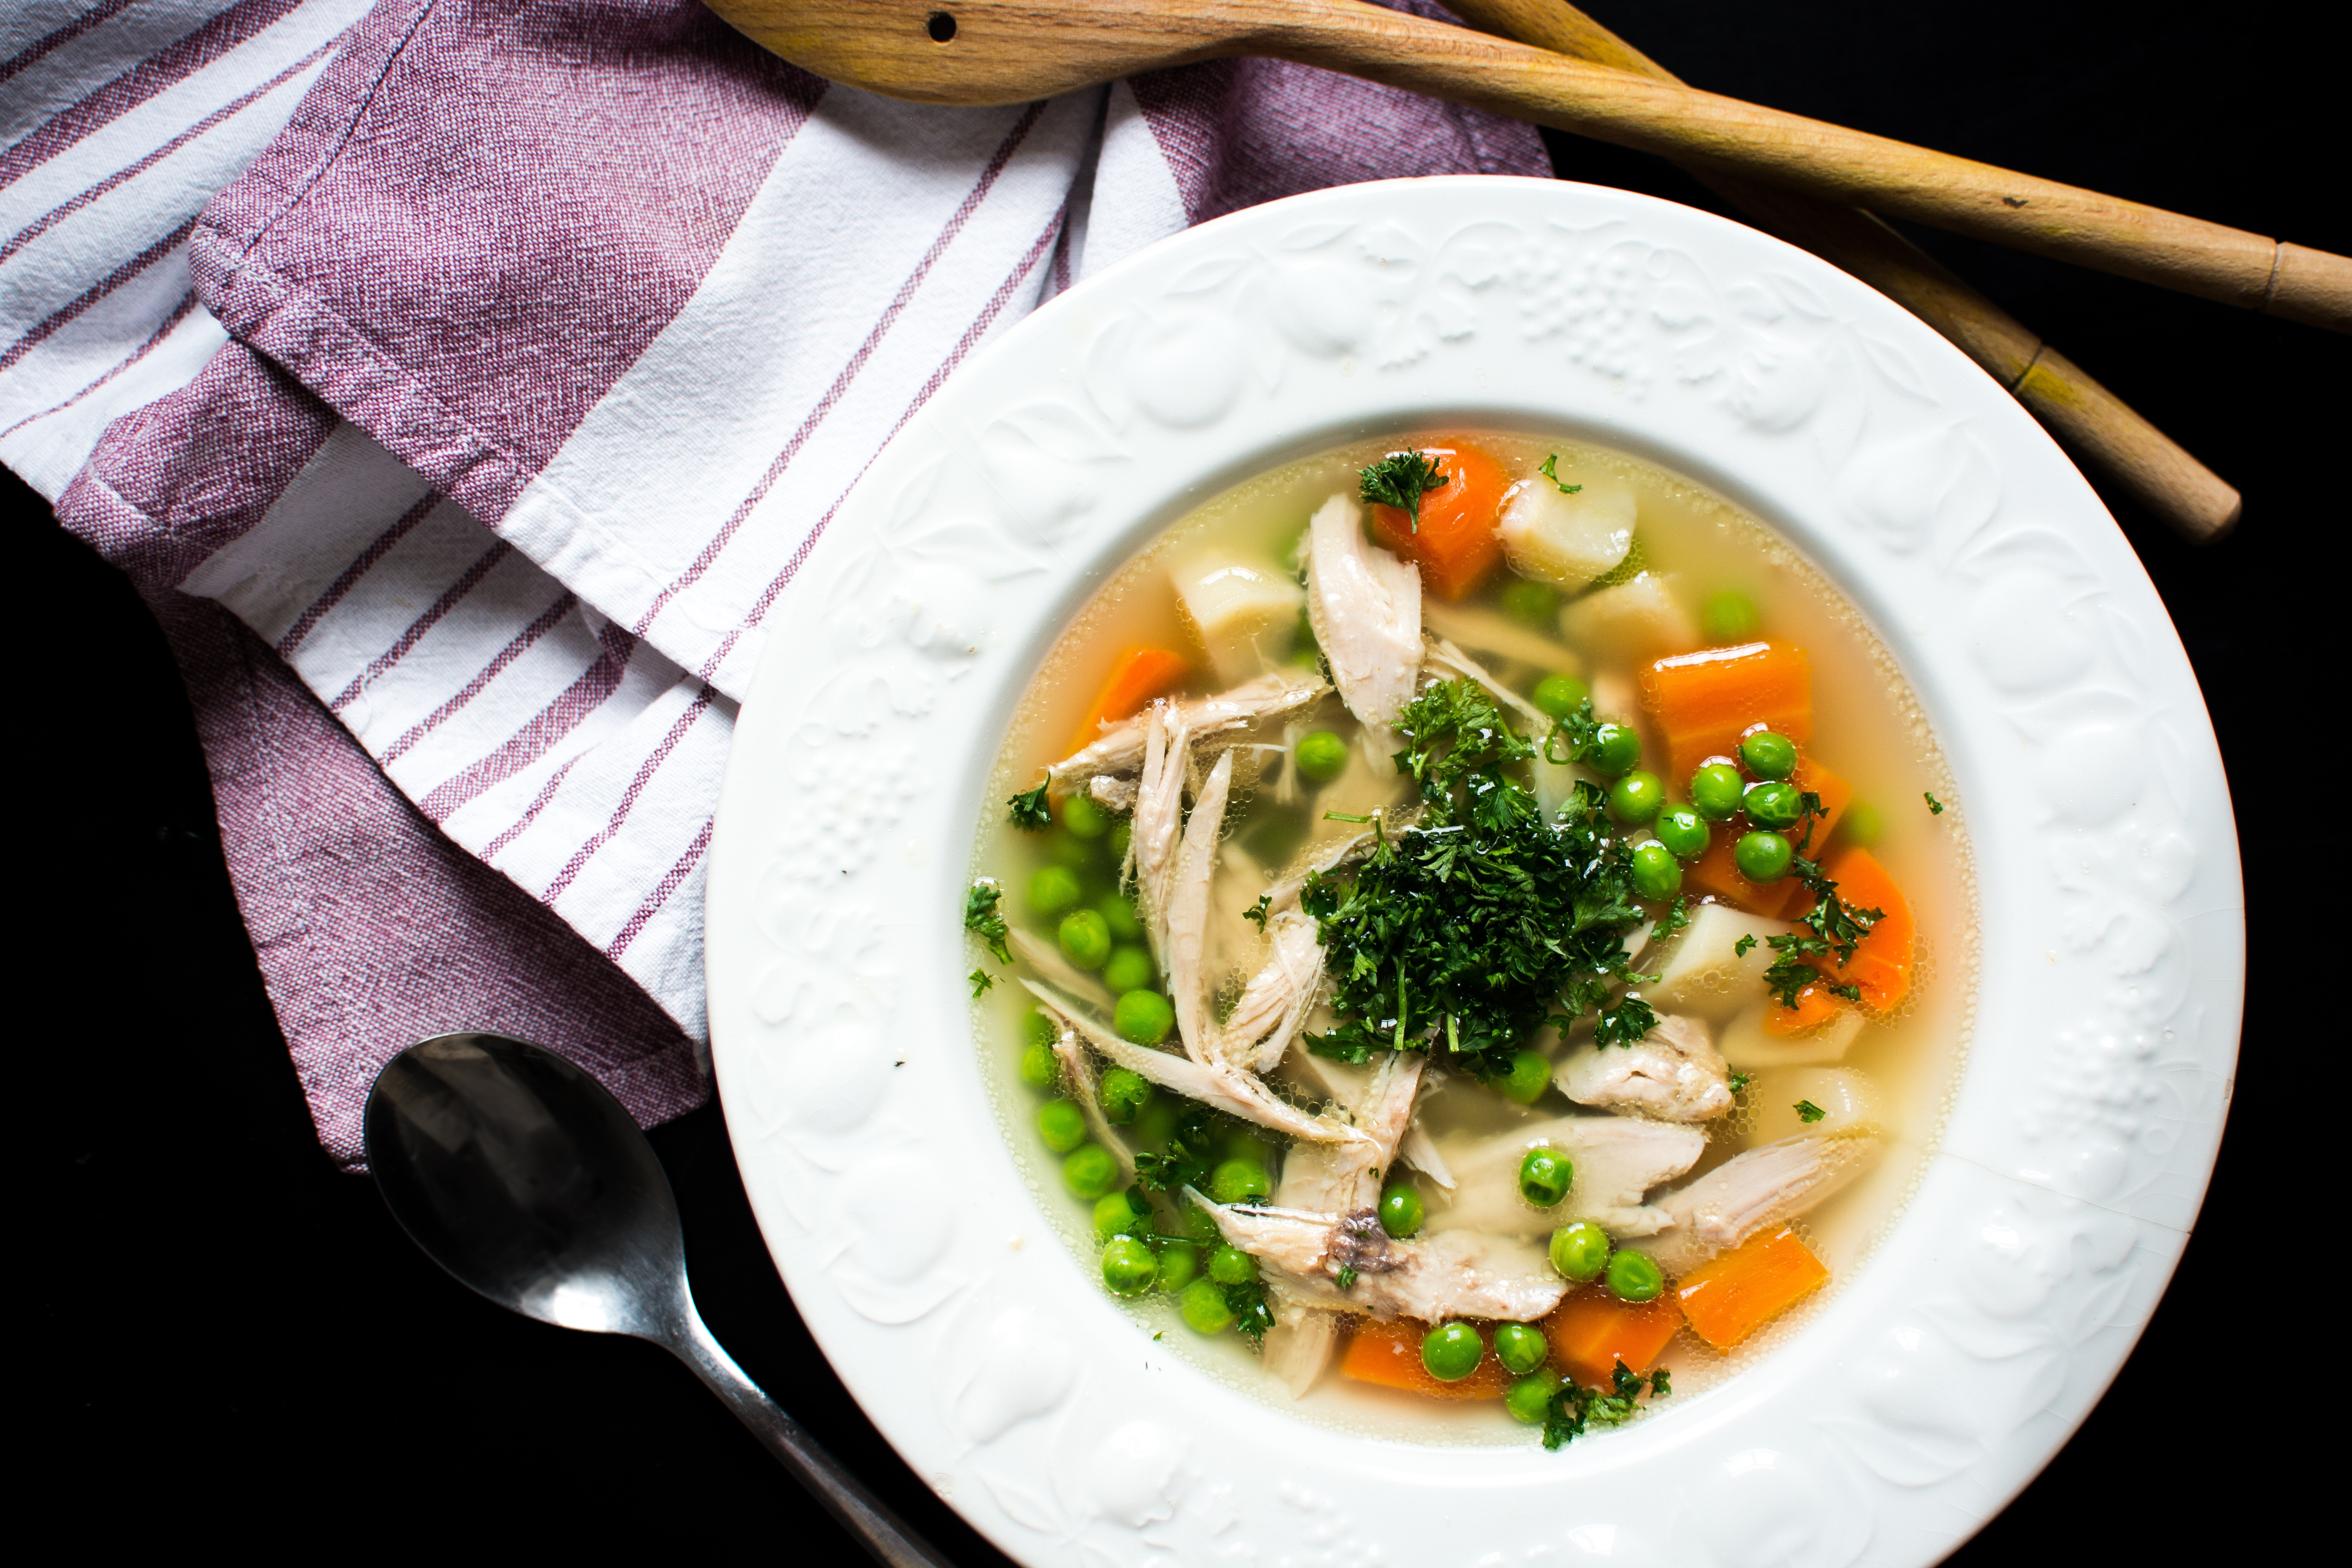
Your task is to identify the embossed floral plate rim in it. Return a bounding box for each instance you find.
[705,176,2243,1568]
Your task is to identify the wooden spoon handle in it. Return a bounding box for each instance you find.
[1248,0,2348,329]
[1446,0,2241,542]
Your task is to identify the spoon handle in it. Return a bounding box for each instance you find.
[668,1303,956,1568]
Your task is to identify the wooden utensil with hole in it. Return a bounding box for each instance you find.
[1446,0,2242,542]
[706,0,2351,332]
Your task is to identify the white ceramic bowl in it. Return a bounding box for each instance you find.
[705,176,2242,1567]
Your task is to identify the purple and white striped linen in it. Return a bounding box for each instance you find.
[4,0,1546,1163]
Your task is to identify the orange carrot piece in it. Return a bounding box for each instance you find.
[1683,757,1852,919]
[1542,1287,1684,1387]
[1067,646,1190,755]
[1762,980,1847,1036]
[1641,641,1813,785]
[1339,1318,1514,1400]
[1805,846,1916,1011]
[1368,439,1510,601]
[1673,1225,1829,1350]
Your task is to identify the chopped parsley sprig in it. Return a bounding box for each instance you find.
[1303,680,1655,1077]
[964,878,1013,965]
[1543,1360,1669,1450]
[1359,451,1449,533]
[1537,454,1584,495]
[1007,781,1052,829]
[1758,842,1884,1009]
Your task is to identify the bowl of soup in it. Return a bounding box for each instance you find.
[706,177,2241,1566]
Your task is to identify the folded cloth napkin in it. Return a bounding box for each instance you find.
[3,0,1546,1165]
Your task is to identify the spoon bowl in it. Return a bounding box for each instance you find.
[365,1032,951,1568]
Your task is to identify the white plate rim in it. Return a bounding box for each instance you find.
[704,175,2243,1568]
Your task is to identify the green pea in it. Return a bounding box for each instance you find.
[1421,1321,1486,1382]
[1295,730,1350,783]
[1378,1182,1425,1238]
[1548,1221,1612,1283]
[1589,721,1642,778]
[1098,1067,1153,1125]
[1093,1190,1147,1241]
[1098,891,1143,942]
[1061,792,1111,838]
[1501,578,1560,626]
[1046,829,1095,871]
[1024,1008,1057,1049]
[1101,1236,1158,1296]
[1519,1146,1573,1208]
[1115,989,1175,1044]
[1207,1243,1259,1285]
[1493,1321,1550,1376]
[1108,818,1133,865]
[1607,770,1664,825]
[1533,673,1590,720]
[1036,1098,1087,1154]
[1496,1048,1551,1105]
[1027,864,1083,916]
[1157,1240,1200,1293]
[1742,779,1804,829]
[1604,1249,1665,1302]
[1101,944,1154,993]
[1689,761,1746,820]
[1130,1096,1179,1152]
[1840,798,1884,848]
[1178,1277,1236,1334]
[1063,1143,1120,1201]
[1652,802,1709,861]
[1209,1157,1270,1205]
[1735,830,1795,882]
[1017,1038,1059,1091]
[1180,1196,1223,1243]
[1505,1370,1562,1425]
[1702,590,1760,643]
[1630,840,1682,901]
[1739,730,1798,781]
[1057,907,1111,969]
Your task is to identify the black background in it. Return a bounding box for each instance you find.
[16,2,2341,1561]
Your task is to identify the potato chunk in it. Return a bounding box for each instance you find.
[1740,1066,1882,1141]
[1494,476,1636,586]
[1172,552,1303,683]
[1644,902,1791,1021]
[1559,572,1699,664]
[1718,1002,1866,1069]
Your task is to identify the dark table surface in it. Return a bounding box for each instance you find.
[18,2,2339,1559]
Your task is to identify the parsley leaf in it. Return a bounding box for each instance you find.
[1243,893,1272,931]
[1795,1098,1826,1123]
[1728,1071,1751,1094]
[1131,1106,1223,1195]
[1925,791,1945,815]
[1007,781,1052,829]
[1594,995,1659,1048]
[1334,1264,1358,1292]
[964,879,1013,965]
[1651,896,1693,944]
[1304,681,1653,1075]
[1225,1280,1276,1345]
[1359,451,1449,533]
[1733,933,1757,958]
[968,968,994,997]
[1542,1359,1669,1450]
[1537,454,1584,495]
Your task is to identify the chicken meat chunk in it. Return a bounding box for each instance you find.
[1198,1195,1567,1323]
[1556,1014,1734,1122]
[1641,1132,1881,1274]
[1429,1113,1708,1239]
[1303,491,1422,738]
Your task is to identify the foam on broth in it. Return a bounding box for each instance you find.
[971,432,1973,1443]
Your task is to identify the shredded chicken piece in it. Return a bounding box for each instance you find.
[1126,704,1187,958]
[1087,774,1136,813]
[1642,1133,1881,1274]
[1221,908,1324,1073]
[1197,1193,1567,1323]
[1164,749,1232,1067]
[1049,1021,1131,1181]
[1422,635,1550,733]
[1048,670,1327,784]
[1273,1051,1423,1212]
[1557,1014,1734,1122]
[1259,1303,1341,1399]
[1398,1121,1455,1190]
[1304,491,1421,735]
[1007,926,1114,1013]
[1428,1114,1707,1239]
[1023,982,1365,1146]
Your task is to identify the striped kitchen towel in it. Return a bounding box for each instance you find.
[2,0,1546,1165]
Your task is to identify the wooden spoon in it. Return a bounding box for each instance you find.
[706,0,2350,331]
[1445,0,2242,542]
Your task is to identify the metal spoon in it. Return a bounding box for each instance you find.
[364,1031,952,1568]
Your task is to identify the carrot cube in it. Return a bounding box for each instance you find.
[1542,1286,1684,1387]
[1367,438,1509,601]
[1805,846,1915,1011]
[1067,646,1191,755]
[1339,1318,1514,1399]
[1642,641,1813,785]
[1673,1225,1829,1350]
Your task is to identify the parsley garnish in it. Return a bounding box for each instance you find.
[968,968,994,997]
[1334,1265,1358,1291]
[1131,1105,1223,1194]
[1594,994,1659,1048]
[1225,1280,1276,1345]
[1537,454,1584,494]
[1243,893,1272,931]
[1925,791,1944,815]
[1303,680,1653,1076]
[1007,781,1052,829]
[1651,896,1693,944]
[964,879,1012,965]
[1728,1071,1751,1094]
[1733,933,1757,958]
[1795,1098,1826,1123]
[1359,451,1448,533]
[1759,853,1884,1008]
[1543,1359,1668,1450]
